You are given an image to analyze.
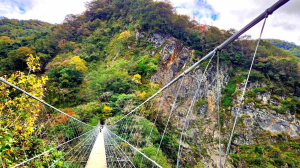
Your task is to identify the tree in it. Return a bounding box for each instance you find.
[72,101,112,123]
[58,68,84,88]
[68,56,88,74]
[118,31,131,40]
[0,54,50,166]
[6,47,34,71]
[101,104,113,121]
[132,74,142,84]
[0,36,14,45]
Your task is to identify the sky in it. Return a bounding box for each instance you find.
[0,0,299,45]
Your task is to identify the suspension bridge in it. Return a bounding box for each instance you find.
[0,0,291,167]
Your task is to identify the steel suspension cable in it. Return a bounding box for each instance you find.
[51,127,97,167]
[108,0,289,130]
[0,77,94,128]
[67,128,98,167]
[217,50,222,168]
[133,100,155,141]
[105,129,125,168]
[77,130,97,167]
[125,108,142,141]
[105,128,136,168]
[176,51,216,168]
[105,127,163,168]
[105,133,119,168]
[129,102,149,140]
[0,157,4,168]
[138,92,166,167]
[153,76,186,166]
[223,15,268,167]
[63,131,95,167]
[12,128,96,168]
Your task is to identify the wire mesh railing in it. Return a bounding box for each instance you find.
[104,126,162,168]
[0,0,290,167]
[0,77,97,168]
[105,0,290,167]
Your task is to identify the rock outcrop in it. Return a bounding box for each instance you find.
[143,32,299,167]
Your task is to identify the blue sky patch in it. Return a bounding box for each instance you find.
[195,0,219,21]
[0,0,33,15]
[210,14,218,21]
[175,0,219,21]
[19,7,26,14]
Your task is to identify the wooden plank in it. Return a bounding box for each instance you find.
[85,131,107,168]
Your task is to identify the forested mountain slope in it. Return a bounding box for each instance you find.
[1,0,300,167]
[0,18,53,74]
[266,39,300,57]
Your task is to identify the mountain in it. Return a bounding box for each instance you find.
[266,39,300,57]
[0,0,300,167]
[0,18,53,75]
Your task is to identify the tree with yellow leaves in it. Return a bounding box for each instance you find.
[0,54,52,167]
[135,90,146,100]
[132,74,142,85]
[0,36,14,45]
[101,104,113,120]
[118,30,131,40]
[26,54,41,74]
[68,56,88,74]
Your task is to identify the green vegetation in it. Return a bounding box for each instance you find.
[1,0,300,167]
[221,75,246,108]
[72,101,112,124]
[230,139,300,167]
[268,96,300,115]
[135,147,171,168]
[245,87,267,97]
[267,39,300,57]
[196,98,206,107]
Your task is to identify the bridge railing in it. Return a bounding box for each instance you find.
[0,77,97,168]
[105,0,290,167]
[104,126,162,168]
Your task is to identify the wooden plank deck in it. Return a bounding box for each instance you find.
[85,131,107,168]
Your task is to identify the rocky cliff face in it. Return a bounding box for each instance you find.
[232,81,300,138]
[140,32,300,167]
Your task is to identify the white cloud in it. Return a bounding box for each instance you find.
[1,0,299,45]
[169,0,300,45]
[1,0,94,24]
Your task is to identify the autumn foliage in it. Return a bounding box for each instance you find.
[0,54,49,166]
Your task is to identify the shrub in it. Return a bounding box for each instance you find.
[58,68,84,88]
[73,101,112,123]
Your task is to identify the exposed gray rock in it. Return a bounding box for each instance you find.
[147,32,168,51]
[238,81,265,90]
[269,98,278,106]
[165,41,176,53]
[243,116,253,126]
[135,31,146,40]
[256,92,271,104]
[146,31,300,167]
[270,120,290,134]
[230,102,299,138]
[197,104,208,117]
[255,114,272,130]
[290,124,300,138]
[233,131,255,145]
[294,148,300,154]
